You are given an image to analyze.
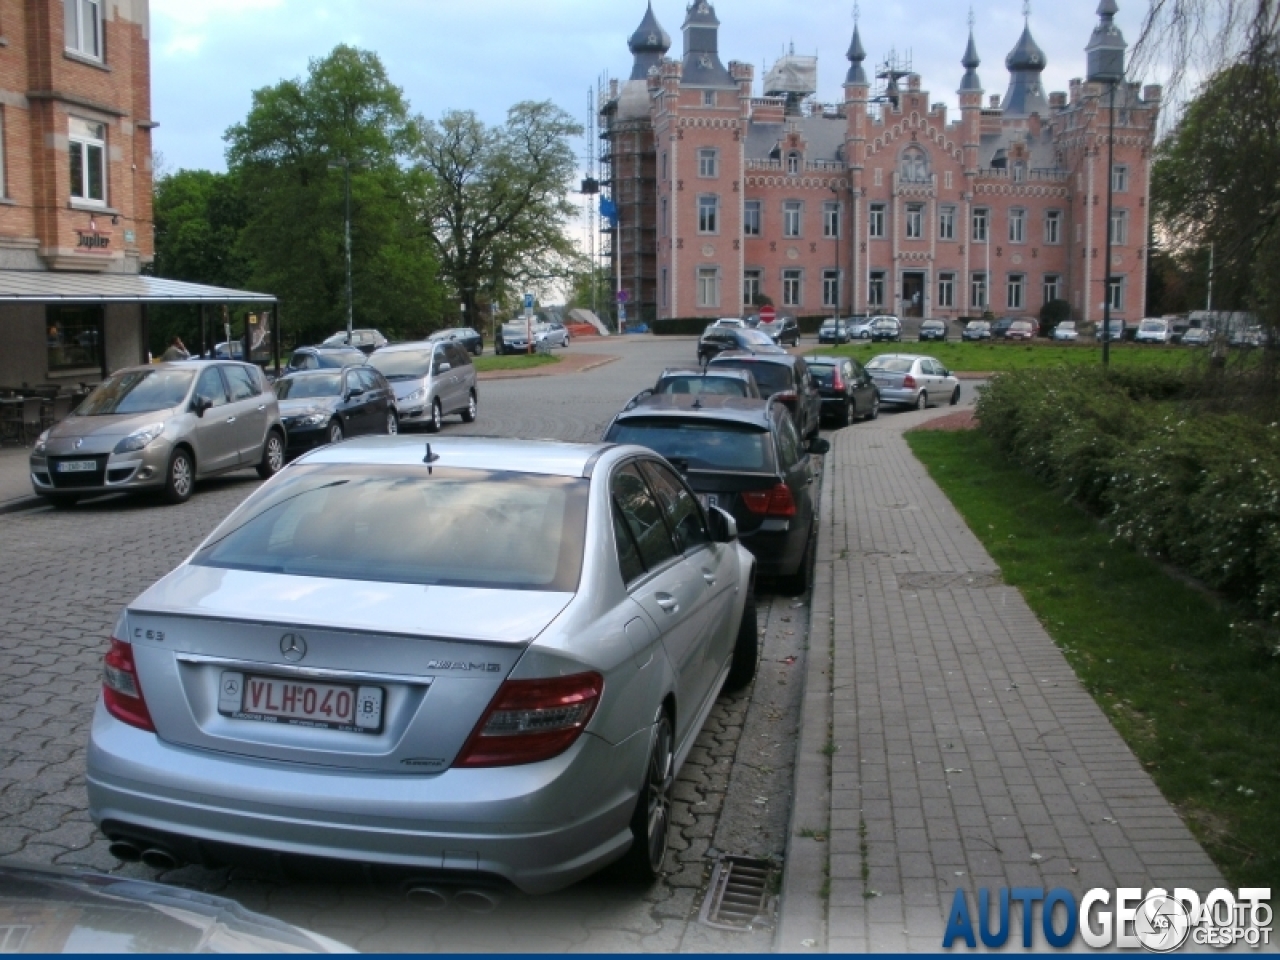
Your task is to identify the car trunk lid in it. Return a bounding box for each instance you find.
[680,469,781,536]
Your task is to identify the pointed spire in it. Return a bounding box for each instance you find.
[627,2,671,81]
[846,14,868,86]
[1002,12,1049,114]
[1087,0,1126,84]
[959,12,982,93]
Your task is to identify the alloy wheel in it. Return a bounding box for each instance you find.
[643,717,674,873]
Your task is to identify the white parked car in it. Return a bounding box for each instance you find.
[1135,318,1173,344]
[1052,321,1079,341]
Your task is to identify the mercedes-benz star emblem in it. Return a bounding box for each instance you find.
[280,633,307,662]
[74,438,83,450]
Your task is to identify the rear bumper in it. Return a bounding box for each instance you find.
[739,519,808,577]
[87,701,646,895]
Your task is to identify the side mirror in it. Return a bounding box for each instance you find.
[192,396,212,418]
[807,437,831,455]
[707,505,738,544]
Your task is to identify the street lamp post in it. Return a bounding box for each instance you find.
[831,183,841,319]
[328,158,356,346]
[1086,0,1127,368]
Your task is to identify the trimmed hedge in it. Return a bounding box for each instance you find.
[976,368,1280,620]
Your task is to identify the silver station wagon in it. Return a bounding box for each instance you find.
[30,361,285,507]
[87,436,758,894]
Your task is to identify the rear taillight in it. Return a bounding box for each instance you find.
[741,482,797,517]
[903,374,917,390]
[103,638,155,732]
[454,673,603,768]
[831,369,845,391]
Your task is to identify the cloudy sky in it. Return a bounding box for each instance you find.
[151,0,1152,175]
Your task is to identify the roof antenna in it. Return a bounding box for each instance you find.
[423,442,440,472]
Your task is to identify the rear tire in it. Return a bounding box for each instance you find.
[461,390,477,423]
[256,429,285,479]
[385,410,399,435]
[162,448,194,505]
[327,421,344,445]
[778,523,813,596]
[866,392,881,421]
[915,391,928,411]
[842,399,856,428]
[724,588,759,692]
[615,712,674,884]
[950,386,961,406]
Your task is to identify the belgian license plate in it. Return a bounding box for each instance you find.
[873,378,892,387]
[57,460,97,473]
[218,671,384,734]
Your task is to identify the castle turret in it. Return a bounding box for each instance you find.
[958,23,984,174]
[627,2,671,81]
[1002,16,1049,116]
[680,0,736,88]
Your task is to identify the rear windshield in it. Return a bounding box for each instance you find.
[708,360,791,393]
[78,369,194,416]
[607,419,772,472]
[807,363,836,385]
[966,321,987,329]
[866,357,913,373]
[369,349,432,380]
[275,374,341,399]
[193,466,587,592]
[657,375,749,397]
[738,329,775,347]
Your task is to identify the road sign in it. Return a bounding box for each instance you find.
[759,305,776,324]
[617,289,630,304]
[524,293,534,319]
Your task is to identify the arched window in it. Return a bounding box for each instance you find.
[899,147,930,183]
[786,152,800,175]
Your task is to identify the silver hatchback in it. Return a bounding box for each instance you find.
[29,361,285,506]
[368,340,478,432]
[865,353,962,409]
[87,436,758,894]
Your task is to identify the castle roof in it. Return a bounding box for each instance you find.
[627,2,671,81]
[960,29,982,92]
[680,0,736,88]
[1001,23,1049,115]
[845,24,868,86]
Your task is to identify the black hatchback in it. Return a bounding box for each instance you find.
[603,394,829,594]
[805,354,880,426]
[706,351,823,440]
[696,324,784,363]
[274,365,398,452]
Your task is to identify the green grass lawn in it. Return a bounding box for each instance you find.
[473,353,561,373]
[808,340,1199,372]
[907,429,1279,888]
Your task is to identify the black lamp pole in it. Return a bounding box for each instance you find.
[831,184,841,318]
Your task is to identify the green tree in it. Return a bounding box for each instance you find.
[225,45,445,345]
[416,101,583,324]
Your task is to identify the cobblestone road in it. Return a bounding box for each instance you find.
[0,337,828,951]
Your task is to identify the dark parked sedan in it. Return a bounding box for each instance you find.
[697,325,784,363]
[918,319,948,342]
[818,318,851,344]
[604,394,828,594]
[805,354,880,426]
[429,326,484,356]
[758,316,800,347]
[707,351,823,440]
[284,345,367,375]
[274,365,398,452]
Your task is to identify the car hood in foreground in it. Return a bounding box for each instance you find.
[0,859,351,953]
[132,565,574,645]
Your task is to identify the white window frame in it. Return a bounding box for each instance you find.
[703,90,716,107]
[697,266,720,308]
[64,0,104,60]
[1112,165,1128,193]
[971,272,988,309]
[939,205,955,241]
[868,271,886,307]
[698,148,718,178]
[743,269,762,307]
[1109,209,1128,245]
[822,269,839,307]
[743,200,761,236]
[906,203,924,240]
[822,201,840,238]
[972,208,989,243]
[1009,208,1025,244]
[1108,276,1124,311]
[69,116,107,206]
[1007,274,1025,310]
[782,269,802,307]
[1045,210,1062,245]
[869,203,885,239]
[937,272,955,308]
[698,194,719,234]
[1043,274,1061,303]
[783,200,802,238]
[786,152,800,175]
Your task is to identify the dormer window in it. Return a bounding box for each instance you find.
[786,152,800,175]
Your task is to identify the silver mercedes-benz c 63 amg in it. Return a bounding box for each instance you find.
[87,436,758,894]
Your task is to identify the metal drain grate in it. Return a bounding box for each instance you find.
[699,855,776,931]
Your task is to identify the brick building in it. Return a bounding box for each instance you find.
[601,1,1160,329]
[0,0,154,388]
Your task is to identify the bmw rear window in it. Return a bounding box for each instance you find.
[607,418,772,472]
[193,466,587,592]
[709,359,791,393]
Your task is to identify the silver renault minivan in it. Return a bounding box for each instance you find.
[368,340,478,432]
[29,361,285,507]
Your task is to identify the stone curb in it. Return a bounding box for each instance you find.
[0,495,43,516]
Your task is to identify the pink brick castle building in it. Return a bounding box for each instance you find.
[601,1,1160,329]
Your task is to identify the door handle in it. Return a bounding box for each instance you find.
[702,571,716,586]
[224,416,236,423]
[257,404,267,411]
[654,593,679,614]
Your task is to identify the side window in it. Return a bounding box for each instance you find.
[195,367,229,408]
[612,504,647,585]
[357,368,381,391]
[927,359,945,376]
[450,343,472,367]
[431,348,449,374]
[775,412,801,469]
[222,365,258,402]
[611,464,679,572]
[291,351,316,371]
[343,370,362,395]
[639,460,710,554]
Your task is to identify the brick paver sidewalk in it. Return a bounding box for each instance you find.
[779,406,1223,952]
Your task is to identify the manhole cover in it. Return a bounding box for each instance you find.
[699,855,776,931]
